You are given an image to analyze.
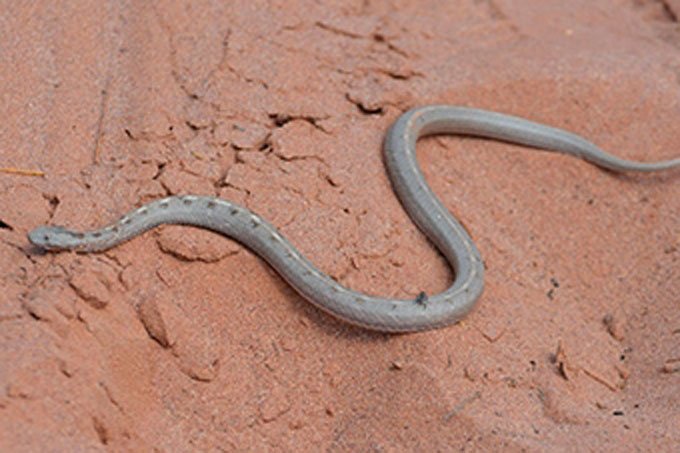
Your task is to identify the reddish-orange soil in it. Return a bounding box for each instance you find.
[1,1,679,451]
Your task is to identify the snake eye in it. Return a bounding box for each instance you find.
[43,235,49,241]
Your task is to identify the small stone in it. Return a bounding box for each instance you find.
[69,269,112,309]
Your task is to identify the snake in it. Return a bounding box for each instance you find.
[28,106,680,332]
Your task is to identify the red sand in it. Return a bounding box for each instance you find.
[1,1,679,451]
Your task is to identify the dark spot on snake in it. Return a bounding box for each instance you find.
[74,233,85,238]
[183,199,192,205]
[122,218,132,225]
[251,219,260,228]
[92,232,102,238]
[111,226,119,233]
[230,208,238,215]
[159,203,169,209]
[207,200,216,209]
[415,291,428,306]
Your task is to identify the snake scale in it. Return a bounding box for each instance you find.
[28,106,680,332]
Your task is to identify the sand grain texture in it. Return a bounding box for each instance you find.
[1,1,679,451]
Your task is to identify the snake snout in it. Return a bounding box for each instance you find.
[28,226,67,250]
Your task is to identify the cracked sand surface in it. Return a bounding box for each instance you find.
[1,0,679,450]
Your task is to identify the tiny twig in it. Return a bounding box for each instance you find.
[0,167,45,177]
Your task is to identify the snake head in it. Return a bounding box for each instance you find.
[28,226,80,251]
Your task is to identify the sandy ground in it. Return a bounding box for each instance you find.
[1,1,679,451]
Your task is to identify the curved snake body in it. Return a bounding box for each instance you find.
[28,106,680,332]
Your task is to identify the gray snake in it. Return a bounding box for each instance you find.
[28,106,680,332]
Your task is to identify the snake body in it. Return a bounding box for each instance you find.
[28,106,680,332]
